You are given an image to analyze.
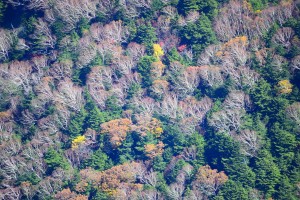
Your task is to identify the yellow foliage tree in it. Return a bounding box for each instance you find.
[72,135,86,149]
[134,117,163,137]
[153,44,164,60]
[144,141,164,159]
[278,80,293,94]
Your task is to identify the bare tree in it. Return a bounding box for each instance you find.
[2,186,21,200]
[286,102,300,129]
[53,0,97,30]
[37,177,63,198]
[131,97,157,117]
[96,40,116,64]
[180,96,213,122]
[151,79,169,99]
[156,16,171,39]
[182,146,197,162]
[0,156,25,181]
[31,56,47,84]
[114,56,136,75]
[169,63,200,97]
[185,189,204,200]
[54,79,83,112]
[54,105,71,131]
[87,66,112,108]
[0,29,14,61]
[38,115,59,134]
[31,18,56,51]
[20,181,36,200]
[272,54,287,71]
[214,0,251,41]
[20,109,36,126]
[197,44,221,66]
[77,36,97,68]
[140,189,163,200]
[49,60,73,80]
[166,182,185,200]
[26,0,49,10]
[118,0,152,18]
[223,90,251,111]
[291,55,300,70]
[162,6,177,19]
[65,146,92,168]
[127,42,146,62]
[214,14,235,42]
[34,77,54,102]
[159,93,182,119]
[276,0,294,26]
[91,20,129,44]
[199,66,224,88]
[272,27,294,49]
[6,0,24,6]
[233,130,261,157]
[209,109,244,133]
[9,61,33,94]
[141,170,158,187]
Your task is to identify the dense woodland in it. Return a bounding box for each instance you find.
[0,0,300,199]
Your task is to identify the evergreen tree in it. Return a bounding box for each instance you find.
[179,14,216,57]
[197,0,219,19]
[117,133,135,163]
[216,180,248,200]
[188,133,205,167]
[85,92,107,131]
[253,150,281,197]
[165,159,185,184]
[135,23,157,45]
[274,176,297,200]
[84,149,112,171]
[137,56,157,87]
[178,0,199,15]
[44,148,69,173]
[105,95,122,119]
[270,123,297,156]
[166,47,183,65]
[68,108,87,138]
[269,123,297,173]
[0,0,6,23]
[162,124,187,155]
[206,133,255,187]
[152,155,167,172]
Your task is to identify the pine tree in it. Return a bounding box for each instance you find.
[275,176,297,200]
[44,148,69,173]
[197,0,218,19]
[216,180,248,200]
[68,108,87,138]
[179,14,216,57]
[254,150,281,197]
[178,0,199,15]
[85,91,107,131]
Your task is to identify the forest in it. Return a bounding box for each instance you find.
[0,0,300,199]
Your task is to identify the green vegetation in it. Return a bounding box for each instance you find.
[0,0,299,199]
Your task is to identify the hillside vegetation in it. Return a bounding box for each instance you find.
[0,0,300,199]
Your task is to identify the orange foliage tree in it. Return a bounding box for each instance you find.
[192,165,228,196]
[78,162,144,198]
[100,118,132,148]
[134,117,163,137]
